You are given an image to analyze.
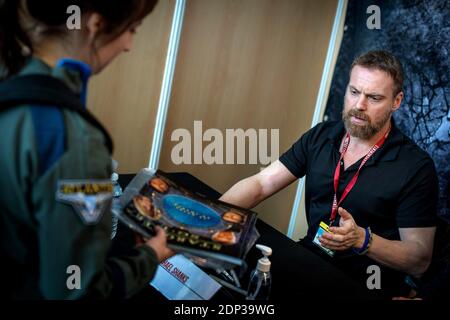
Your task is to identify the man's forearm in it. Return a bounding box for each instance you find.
[219,176,263,209]
[365,232,431,278]
[220,160,297,209]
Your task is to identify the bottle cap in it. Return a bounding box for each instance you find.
[111,159,119,171]
[111,172,119,182]
[257,257,271,273]
[256,244,272,273]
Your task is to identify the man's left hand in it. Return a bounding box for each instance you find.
[319,207,366,251]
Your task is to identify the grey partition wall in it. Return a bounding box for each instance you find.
[325,0,449,222]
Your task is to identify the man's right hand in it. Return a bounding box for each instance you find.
[145,226,175,262]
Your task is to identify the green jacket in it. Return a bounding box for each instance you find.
[0,58,158,299]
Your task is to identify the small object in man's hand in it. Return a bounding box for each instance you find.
[313,221,335,257]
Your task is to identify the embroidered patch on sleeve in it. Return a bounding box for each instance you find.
[56,180,113,225]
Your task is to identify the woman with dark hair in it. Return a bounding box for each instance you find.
[0,0,173,299]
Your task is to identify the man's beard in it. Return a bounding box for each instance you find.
[342,107,392,140]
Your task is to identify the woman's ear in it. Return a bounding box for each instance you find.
[85,13,105,44]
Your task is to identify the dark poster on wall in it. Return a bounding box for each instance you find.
[325,0,449,223]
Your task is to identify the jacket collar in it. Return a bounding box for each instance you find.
[19,57,92,107]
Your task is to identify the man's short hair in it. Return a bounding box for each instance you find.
[351,50,404,96]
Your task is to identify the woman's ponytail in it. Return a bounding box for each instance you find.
[0,0,32,80]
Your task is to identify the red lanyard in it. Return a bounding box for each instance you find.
[329,127,390,225]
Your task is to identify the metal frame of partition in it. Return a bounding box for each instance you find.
[148,0,186,170]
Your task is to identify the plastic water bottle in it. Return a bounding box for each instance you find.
[111,172,122,239]
[246,244,272,300]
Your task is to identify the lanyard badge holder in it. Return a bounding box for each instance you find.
[313,127,390,257]
[313,221,335,257]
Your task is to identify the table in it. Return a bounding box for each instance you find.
[116,172,384,300]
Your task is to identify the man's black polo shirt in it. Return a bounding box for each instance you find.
[279,120,438,295]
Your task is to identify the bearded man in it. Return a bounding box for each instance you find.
[220,50,438,297]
